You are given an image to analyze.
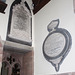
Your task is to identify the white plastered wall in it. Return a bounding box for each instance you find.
[0,0,14,40]
[34,0,75,74]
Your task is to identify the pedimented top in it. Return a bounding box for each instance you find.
[47,19,59,32]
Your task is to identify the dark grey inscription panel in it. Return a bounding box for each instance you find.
[44,33,66,57]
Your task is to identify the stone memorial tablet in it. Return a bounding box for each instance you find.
[44,33,66,57]
[43,19,72,72]
[6,0,32,46]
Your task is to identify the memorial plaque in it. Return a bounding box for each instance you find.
[6,0,32,46]
[44,33,66,57]
[43,19,72,72]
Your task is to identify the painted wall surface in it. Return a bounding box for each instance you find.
[34,0,75,74]
[0,0,13,40]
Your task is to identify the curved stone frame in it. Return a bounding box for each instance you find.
[1,61,21,75]
[1,61,10,75]
[6,0,32,46]
[43,28,72,60]
[42,19,72,72]
[2,53,22,75]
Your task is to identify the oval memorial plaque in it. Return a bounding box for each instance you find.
[43,19,72,72]
[44,32,66,58]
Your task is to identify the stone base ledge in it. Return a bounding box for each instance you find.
[2,40,33,53]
